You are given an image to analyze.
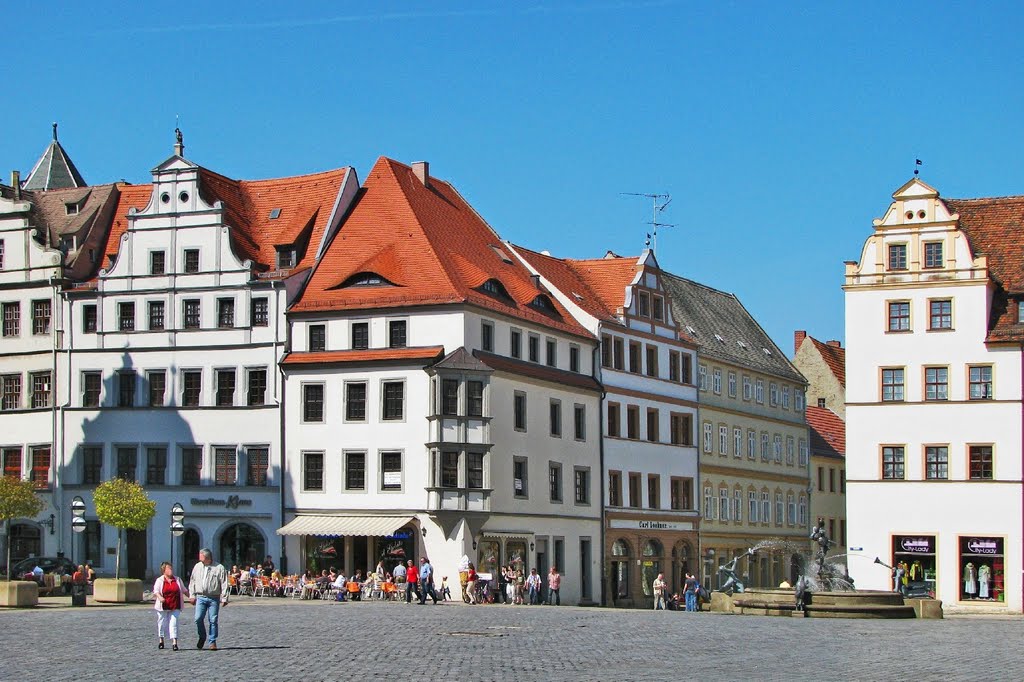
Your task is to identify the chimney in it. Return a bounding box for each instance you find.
[826,340,842,348]
[794,330,807,354]
[412,161,429,187]
[11,170,20,200]
[531,274,542,289]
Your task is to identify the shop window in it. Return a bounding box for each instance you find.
[219,523,265,569]
[892,536,936,597]
[641,540,662,598]
[611,539,631,600]
[959,537,1003,602]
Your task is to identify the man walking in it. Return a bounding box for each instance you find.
[546,566,561,605]
[418,557,438,604]
[188,548,229,651]
[526,568,542,605]
[653,572,667,610]
[683,572,698,612]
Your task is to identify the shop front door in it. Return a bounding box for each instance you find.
[126,528,147,579]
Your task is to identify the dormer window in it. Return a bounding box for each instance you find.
[276,247,296,269]
[269,208,282,220]
[65,202,80,216]
[341,272,394,288]
[479,278,510,299]
[529,294,557,314]
[1018,300,1024,325]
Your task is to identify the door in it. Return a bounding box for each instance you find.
[182,529,200,579]
[126,528,148,579]
[580,538,592,602]
[536,539,548,602]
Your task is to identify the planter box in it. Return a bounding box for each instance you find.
[93,578,144,603]
[0,580,39,607]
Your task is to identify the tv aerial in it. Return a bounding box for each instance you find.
[621,192,675,254]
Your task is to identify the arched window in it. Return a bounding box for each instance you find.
[610,538,631,600]
[479,279,510,299]
[340,272,394,288]
[641,539,662,598]
[219,523,265,569]
[612,539,631,557]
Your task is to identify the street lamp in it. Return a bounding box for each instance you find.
[70,496,87,567]
[170,503,185,573]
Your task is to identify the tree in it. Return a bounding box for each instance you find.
[93,478,156,579]
[0,476,46,581]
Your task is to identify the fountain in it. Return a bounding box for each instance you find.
[709,519,933,619]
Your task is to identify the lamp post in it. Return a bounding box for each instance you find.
[70,496,86,567]
[170,503,185,574]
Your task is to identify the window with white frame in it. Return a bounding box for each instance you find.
[798,438,808,467]
[698,364,707,391]
[702,421,712,453]
[786,436,794,465]
[787,494,796,526]
[795,389,804,411]
[755,379,764,404]
[782,386,790,408]
[761,491,771,523]
[747,429,756,459]
[798,495,807,526]
[760,432,769,460]
[748,490,758,523]
[703,486,715,520]
[773,435,782,463]
[719,488,730,521]
[718,425,728,455]
[742,375,752,401]
[733,488,742,522]
[733,427,742,458]
[712,368,722,394]
[727,371,737,398]
[769,382,778,406]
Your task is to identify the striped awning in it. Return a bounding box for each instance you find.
[276,515,414,537]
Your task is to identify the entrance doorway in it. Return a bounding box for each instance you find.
[9,523,41,565]
[536,539,548,603]
[219,523,266,569]
[182,528,200,578]
[126,528,147,579]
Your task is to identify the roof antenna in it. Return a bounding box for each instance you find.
[914,158,922,176]
[174,114,185,158]
[52,122,58,141]
[621,192,674,254]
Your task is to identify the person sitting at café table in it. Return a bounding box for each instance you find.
[332,571,348,601]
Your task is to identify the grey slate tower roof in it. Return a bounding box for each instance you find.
[662,272,806,384]
[23,123,87,191]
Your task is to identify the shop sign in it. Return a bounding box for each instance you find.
[609,519,693,532]
[966,538,1000,555]
[898,537,934,554]
[190,495,254,510]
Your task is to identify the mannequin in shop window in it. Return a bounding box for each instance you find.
[909,560,924,582]
[978,564,991,599]
[964,562,977,598]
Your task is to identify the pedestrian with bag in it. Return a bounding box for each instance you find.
[154,561,189,651]
[188,548,229,651]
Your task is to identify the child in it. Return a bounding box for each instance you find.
[440,576,452,601]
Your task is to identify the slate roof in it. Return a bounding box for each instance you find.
[473,351,602,392]
[661,273,806,384]
[806,405,845,459]
[432,346,493,372]
[943,195,1024,343]
[25,184,120,280]
[23,126,87,191]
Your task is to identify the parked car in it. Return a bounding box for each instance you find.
[9,557,77,584]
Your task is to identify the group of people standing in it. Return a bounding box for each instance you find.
[470,564,562,605]
[652,571,702,612]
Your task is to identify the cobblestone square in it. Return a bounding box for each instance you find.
[1,598,1023,681]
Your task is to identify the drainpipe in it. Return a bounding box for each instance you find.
[49,276,61,556]
[1020,344,1023,613]
[274,279,287,574]
[593,343,606,606]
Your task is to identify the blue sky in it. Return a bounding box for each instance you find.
[4,1,1023,354]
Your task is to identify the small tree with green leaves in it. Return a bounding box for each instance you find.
[0,476,46,581]
[93,478,156,579]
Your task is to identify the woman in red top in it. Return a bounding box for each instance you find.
[466,563,479,605]
[153,561,189,651]
[405,560,420,603]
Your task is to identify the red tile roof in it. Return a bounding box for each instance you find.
[292,157,593,339]
[103,183,154,266]
[806,336,845,388]
[565,256,643,316]
[944,196,1024,343]
[806,405,845,459]
[511,245,626,322]
[281,346,445,366]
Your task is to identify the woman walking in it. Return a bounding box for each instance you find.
[154,561,189,650]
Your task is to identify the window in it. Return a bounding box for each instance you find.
[748,491,758,523]
[549,463,562,502]
[382,381,404,420]
[670,477,691,510]
[467,453,484,489]
[817,466,824,492]
[881,368,905,402]
[83,304,97,333]
[117,370,136,407]
[829,468,836,493]
[303,452,324,491]
[646,345,658,377]
[181,447,202,486]
[82,447,102,484]
[969,365,993,400]
[787,494,796,526]
[926,446,948,480]
[511,329,522,359]
[647,474,660,509]
[761,492,771,524]
[681,354,692,383]
[308,324,326,352]
[182,370,202,407]
[969,446,993,480]
[929,299,952,330]
[0,240,3,269]
[183,300,201,329]
[574,468,590,504]
[628,342,641,374]
[799,439,808,466]
[29,447,50,489]
[217,298,235,328]
[796,390,805,411]
[468,381,484,417]
[698,364,707,390]
[712,369,722,394]
[549,399,562,437]
[720,488,730,521]
[798,495,808,526]
[0,301,17,337]
[702,421,712,453]
[924,367,948,401]
[513,458,528,498]
[148,301,165,330]
[146,447,167,485]
[670,413,691,446]
[638,291,650,317]
[574,404,586,441]
[703,486,715,520]
[514,392,527,431]
[528,334,540,363]
[251,298,269,327]
[345,452,365,490]
[116,447,137,481]
[569,345,580,373]
[246,368,266,406]
[150,250,166,275]
[728,371,737,398]
[478,320,494,352]
[924,241,943,268]
[32,300,51,335]
[31,372,51,408]
[646,409,660,443]
[345,381,367,421]
[718,425,728,454]
[82,372,101,407]
[607,403,620,437]
[769,382,778,406]
[546,339,556,367]
[303,383,324,422]
[388,320,407,348]
[215,448,236,486]
[888,243,907,270]
[882,446,905,480]
[786,436,794,465]
[735,428,743,458]
[742,375,752,401]
[628,472,641,508]
[351,322,369,350]
[613,337,624,370]
[247,447,269,486]
[183,249,200,273]
[608,470,622,506]
[215,369,235,406]
[653,296,664,321]
[773,435,782,463]
[761,432,769,461]
[755,379,764,404]
[669,353,679,382]
[627,405,640,440]
[381,451,402,490]
[748,430,756,459]
[277,247,296,269]
[436,451,458,488]
[118,302,134,332]
[887,301,910,332]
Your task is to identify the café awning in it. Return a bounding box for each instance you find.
[276,515,414,537]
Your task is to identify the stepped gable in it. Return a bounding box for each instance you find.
[293,157,592,339]
[23,124,87,191]
[943,195,1024,343]
[806,405,845,459]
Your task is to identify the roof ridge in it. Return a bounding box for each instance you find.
[946,194,1024,203]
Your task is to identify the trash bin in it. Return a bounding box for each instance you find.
[71,583,87,607]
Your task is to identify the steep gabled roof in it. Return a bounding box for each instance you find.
[23,125,87,191]
[293,157,592,339]
[102,183,154,266]
[511,245,623,322]
[25,184,120,280]
[807,336,845,388]
[565,256,643,316]
[806,405,845,459]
